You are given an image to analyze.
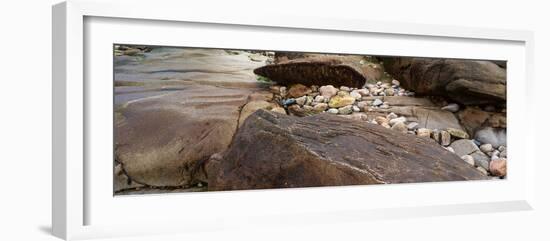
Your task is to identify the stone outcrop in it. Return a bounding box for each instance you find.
[380,57,506,105]
[254,55,383,88]
[206,110,488,191]
[115,84,257,188]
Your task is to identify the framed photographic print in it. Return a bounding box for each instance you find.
[52,0,535,240]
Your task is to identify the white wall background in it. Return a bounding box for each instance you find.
[0,0,548,240]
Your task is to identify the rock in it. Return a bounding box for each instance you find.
[356,101,369,111]
[350,91,362,100]
[457,107,491,136]
[447,128,469,139]
[407,122,419,130]
[328,95,356,108]
[499,149,507,158]
[287,105,308,117]
[471,151,490,170]
[248,91,274,102]
[269,85,282,95]
[417,128,432,138]
[207,110,488,190]
[446,147,455,153]
[271,107,287,115]
[253,56,369,88]
[239,101,276,127]
[114,163,145,192]
[314,95,325,103]
[340,86,351,91]
[389,116,407,126]
[431,130,441,143]
[441,103,460,112]
[375,116,389,125]
[288,84,312,98]
[385,88,395,96]
[386,112,398,120]
[488,114,507,128]
[391,121,408,133]
[279,86,287,97]
[372,98,383,106]
[337,90,349,97]
[356,88,370,96]
[313,103,329,112]
[476,166,488,175]
[295,96,307,106]
[115,84,252,187]
[450,139,480,157]
[392,79,400,86]
[380,57,506,105]
[338,105,353,115]
[379,104,390,109]
[474,127,506,147]
[327,108,339,114]
[381,123,391,129]
[461,155,475,166]
[319,85,339,99]
[489,158,507,177]
[498,146,506,152]
[440,130,451,146]
[479,143,493,153]
[282,98,296,106]
[352,105,360,112]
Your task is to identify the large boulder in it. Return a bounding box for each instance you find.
[253,55,382,88]
[380,57,506,105]
[206,109,488,191]
[115,84,256,188]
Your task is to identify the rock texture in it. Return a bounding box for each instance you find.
[380,57,506,105]
[115,84,256,187]
[254,55,381,88]
[206,110,488,191]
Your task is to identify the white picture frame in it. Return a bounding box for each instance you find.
[52,0,535,240]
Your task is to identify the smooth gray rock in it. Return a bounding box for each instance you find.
[475,127,506,147]
[450,139,480,157]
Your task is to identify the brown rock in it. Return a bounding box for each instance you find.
[115,84,252,187]
[288,84,312,98]
[489,158,507,177]
[381,57,506,105]
[457,107,490,136]
[254,56,373,88]
[207,110,488,191]
[239,100,275,127]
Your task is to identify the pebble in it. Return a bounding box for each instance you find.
[389,117,407,126]
[352,105,360,112]
[338,105,353,115]
[440,130,451,146]
[282,98,296,106]
[386,112,398,120]
[446,128,469,139]
[385,88,395,96]
[280,86,287,97]
[491,150,501,161]
[328,95,356,108]
[356,88,370,96]
[327,108,339,114]
[480,143,493,153]
[295,96,307,106]
[356,101,368,111]
[445,147,455,153]
[271,107,287,114]
[407,122,419,130]
[441,103,460,112]
[314,95,325,103]
[498,146,506,152]
[416,128,431,138]
[350,91,362,100]
[375,116,389,125]
[471,151,490,170]
[381,123,391,129]
[391,121,408,133]
[392,79,400,86]
[461,155,475,166]
[319,85,338,99]
[489,158,507,177]
[379,104,389,109]
[313,103,328,112]
[337,90,350,97]
[288,84,312,98]
[340,86,351,91]
[499,149,507,158]
[431,130,441,143]
[372,99,383,106]
[476,166,488,175]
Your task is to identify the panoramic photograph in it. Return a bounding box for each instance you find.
[113,45,507,195]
